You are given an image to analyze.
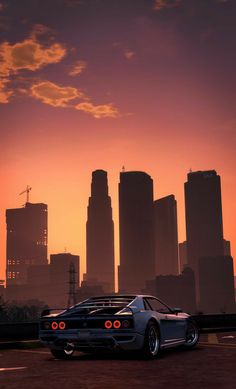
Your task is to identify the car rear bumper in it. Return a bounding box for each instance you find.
[39,329,144,351]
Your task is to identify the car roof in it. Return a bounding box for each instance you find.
[85,294,157,300]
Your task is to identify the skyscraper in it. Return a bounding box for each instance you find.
[119,171,155,293]
[199,256,235,313]
[179,241,188,272]
[154,195,179,276]
[184,170,224,292]
[50,253,80,307]
[86,170,115,292]
[6,202,48,286]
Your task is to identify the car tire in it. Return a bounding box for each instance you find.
[142,321,161,359]
[183,320,199,349]
[50,348,74,360]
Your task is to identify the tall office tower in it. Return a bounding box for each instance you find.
[179,241,188,272]
[50,253,80,307]
[86,170,115,292]
[199,256,235,313]
[154,195,179,276]
[119,171,155,293]
[6,203,48,286]
[184,170,224,287]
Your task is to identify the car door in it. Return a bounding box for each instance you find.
[144,297,186,344]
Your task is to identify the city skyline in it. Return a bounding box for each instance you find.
[2,168,235,290]
[1,0,236,284]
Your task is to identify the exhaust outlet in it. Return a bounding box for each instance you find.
[65,342,75,352]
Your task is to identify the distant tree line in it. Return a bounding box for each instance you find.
[0,296,48,322]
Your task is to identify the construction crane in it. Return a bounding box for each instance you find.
[19,185,32,204]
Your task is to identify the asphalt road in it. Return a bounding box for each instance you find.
[0,333,236,389]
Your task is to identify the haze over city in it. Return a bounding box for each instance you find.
[1,0,236,284]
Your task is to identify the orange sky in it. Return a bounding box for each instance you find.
[0,0,236,285]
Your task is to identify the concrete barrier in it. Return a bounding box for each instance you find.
[0,322,39,340]
[192,313,236,332]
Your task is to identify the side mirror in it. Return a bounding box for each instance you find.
[172,307,182,314]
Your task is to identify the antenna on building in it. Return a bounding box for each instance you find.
[67,262,76,308]
[189,168,192,173]
[19,185,32,205]
[122,166,125,172]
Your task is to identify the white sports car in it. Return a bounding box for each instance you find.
[39,294,199,359]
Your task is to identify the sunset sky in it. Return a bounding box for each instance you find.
[1,0,236,286]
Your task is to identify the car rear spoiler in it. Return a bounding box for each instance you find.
[41,305,140,317]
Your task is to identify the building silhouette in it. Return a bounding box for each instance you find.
[86,170,115,292]
[179,241,188,272]
[154,195,179,276]
[199,256,235,313]
[118,171,155,293]
[184,170,224,296]
[6,202,48,286]
[144,267,196,314]
[50,253,80,307]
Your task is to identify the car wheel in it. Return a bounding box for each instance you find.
[184,321,199,349]
[142,321,160,359]
[51,347,74,360]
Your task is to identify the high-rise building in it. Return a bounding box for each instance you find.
[179,241,188,272]
[184,170,224,286]
[86,170,115,292]
[6,202,48,286]
[154,195,179,276]
[50,253,80,307]
[144,267,196,314]
[118,171,155,293]
[199,256,235,313]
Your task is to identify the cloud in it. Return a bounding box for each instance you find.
[75,102,119,118]
[0,31,120,118]
[0,35,66,104]
[0,39,66,77]
[124,49,135,60]
[31,81,80,107]
[153,0,182,11]
[31,80,120,118]
[29,24,54,40]
[0,79,12,103]
[69,60,87,76]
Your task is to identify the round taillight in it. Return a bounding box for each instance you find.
[104,320,112,329]
[51,321,58,330]
[122,320,130,328]
[44,322,51,330]
[113,320,121,329]
[59,321,66,330]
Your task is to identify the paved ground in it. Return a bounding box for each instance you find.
[0,333,236,389]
